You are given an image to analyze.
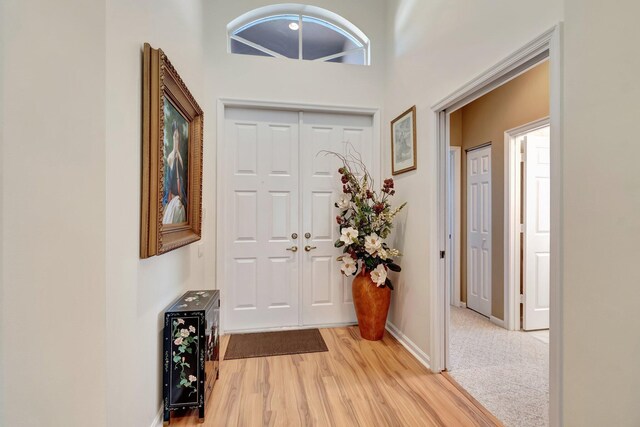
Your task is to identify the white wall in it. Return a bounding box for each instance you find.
[1,0,108,425]
[383,0,563,357]
[105,1,206,426]
[562,1,640,425]
[202,0,388,294]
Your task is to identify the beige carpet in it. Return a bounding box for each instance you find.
[449,306,549,427]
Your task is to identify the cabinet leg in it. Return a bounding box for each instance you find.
[163,408,170,425]
[198,405,205,423]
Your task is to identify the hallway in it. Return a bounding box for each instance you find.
[449,307,549,427]
[170,327,499,426]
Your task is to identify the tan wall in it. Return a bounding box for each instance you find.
[450,110,462,147]
[460,61,549,319]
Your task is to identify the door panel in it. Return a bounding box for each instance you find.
[301,112,373,326]
[224,108,373,331]
[224,108,300,331]
[466,145,492,317]
[523,127,551,330]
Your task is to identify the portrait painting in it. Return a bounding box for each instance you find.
[391,106,417,175]
[141,43,203,258]
[162,99,190,225]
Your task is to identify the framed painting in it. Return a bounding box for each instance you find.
[141,43,203,258]
[391,106,417,175]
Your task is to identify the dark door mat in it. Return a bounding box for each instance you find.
[224,328,328,360]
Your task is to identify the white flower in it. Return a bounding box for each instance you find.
[180,329,190,337]
[174,337,183,346]
[177,319,185,324]
[340,255,357,276]
[188,375,197,383]
[340,227,359,245]
[376,248,388,260]
[364,233,382,255]
[370,264,387,287]
[387,248,400,257]
[188,325,196,333]
[337,193,352,210]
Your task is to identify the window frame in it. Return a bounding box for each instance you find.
[227,4,371,65]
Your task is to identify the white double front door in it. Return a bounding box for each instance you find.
[223,107,373,331]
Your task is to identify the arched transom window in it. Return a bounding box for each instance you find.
[227,5,370,65]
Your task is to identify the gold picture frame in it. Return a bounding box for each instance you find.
[141,43,203,258]
[391,106,417,175]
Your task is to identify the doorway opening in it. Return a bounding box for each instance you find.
[447,61,551,427]
[506,119,551,332]
[432,25,563,427]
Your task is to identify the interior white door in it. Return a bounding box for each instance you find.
[523,127,551,330]
[466,145,491,317]
[300,112,373,326]
[224,108,300,331]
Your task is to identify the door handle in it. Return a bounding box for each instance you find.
[304,245,317,252]
[286,246,298,252]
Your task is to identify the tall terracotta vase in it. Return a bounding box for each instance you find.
[352,269,391,341]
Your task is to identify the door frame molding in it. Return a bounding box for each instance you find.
[431,24,564,427]
[448,146,462,308]
[216,98,381,335]
[504,117,550,331]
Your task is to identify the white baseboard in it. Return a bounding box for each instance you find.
[151,406,163,427]
[459,301,466,308]
[385,321,431,370]
[223,321,357,335]
[490,315,507,329]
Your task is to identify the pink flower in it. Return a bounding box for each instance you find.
[188,375,197,383]
[188,325,196,333]
[174,337,183,346]
[177,319,185,324]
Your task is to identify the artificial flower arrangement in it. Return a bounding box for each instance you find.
[330,151,406,289]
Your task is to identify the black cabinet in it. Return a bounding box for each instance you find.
[162,290,220,425]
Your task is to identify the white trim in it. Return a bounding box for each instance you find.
[150,406,163,427]
[386,322,431,370]
[490,315,506,329]
[432,24,564,427]
[504,117,550,332]
[432,27,555,113]
[227,322,357,335]
[431,110,448,373]
[229,34,283,58]
[448,147,462,309]
[298,14,303,60]
[548,23,564,427]
[313,47,366,63]
[459,301,467,309]
[216,98,382,336]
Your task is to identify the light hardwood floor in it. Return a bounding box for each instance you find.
[168,327,500,427]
